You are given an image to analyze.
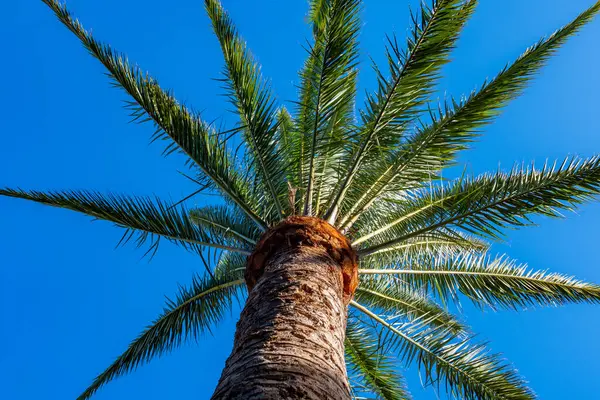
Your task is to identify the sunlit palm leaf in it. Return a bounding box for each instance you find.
[300,0,360,216]
[351,301,535,400]
[359,156,600,255]
[351,195,490,251]
[356,276,466,335]
[325,0,476,224]
[360,253,600,310]
[190,205,260,246]
[339,1,600,229]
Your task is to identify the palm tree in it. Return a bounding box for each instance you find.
[3,0,600,398]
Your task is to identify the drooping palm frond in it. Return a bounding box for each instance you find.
[346,320,412,400]
[351,301,535,400]
[356,275,466,335]
[360,254,600,310]
[205,0,288,221]
[324,0,476,224]
[41,0,267,231]
[299,0,360,216]
[338,1,600,230]
[358,156,600,255]
[0,188,251,257]
[77,254,246,400]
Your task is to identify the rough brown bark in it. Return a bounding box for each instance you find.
[211,217,357,400]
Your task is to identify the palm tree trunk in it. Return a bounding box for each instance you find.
[211,217,358,400]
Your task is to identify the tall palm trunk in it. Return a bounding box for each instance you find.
[211,217,358,400]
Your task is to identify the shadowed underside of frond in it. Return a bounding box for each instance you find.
[2,0,599,399]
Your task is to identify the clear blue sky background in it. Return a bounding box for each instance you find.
[1,1,599,399]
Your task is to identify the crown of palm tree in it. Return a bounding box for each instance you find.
[4,0,600,399]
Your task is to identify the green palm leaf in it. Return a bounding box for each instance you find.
[0,188,251,256]
[205,0,288,221]
[339,0,600,229]
[41,0,267,230]
[346,320,412,400]
[360,254,600,310]
[352,196,490,252]
[358,232,487,268]
[351,301,535,400]
[77,254,246,400]
[299,0,360,216]
[358,156,600,255]
[356,276,466,335]
[325,0,476,224]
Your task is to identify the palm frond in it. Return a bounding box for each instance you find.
[339,0,600,229]
[359,156,600,255]
[351,301,535,400]
[353,199,489,260]
[77,254,246,400]
[41,0,267,231]
[0,188,251,257]
[360,253,600,310]
[352,194,489,246]
[356,276,466,335]
[358,233,488,275]
[346,320,412,400]
[325,0,476,224]
[205,0,288,221]
[299,0,360,216]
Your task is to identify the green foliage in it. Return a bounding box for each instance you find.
[351,301,535,400]
[205,0,288,220]
[325,0,476,223]
[3,0,600,399]
[346,321,412,400]
[77,254,246,400]
[338,1,600,229]
[360,254,600,310]
[0,188,252,259]
[189,204,261,246]
[358,156,600,256]
[356,276,466,334]
[298,0,360,216]
[40,0,268,230]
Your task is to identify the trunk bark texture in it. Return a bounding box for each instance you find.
[211,217,358,400]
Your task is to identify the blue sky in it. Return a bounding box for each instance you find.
[1,0,599,399]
